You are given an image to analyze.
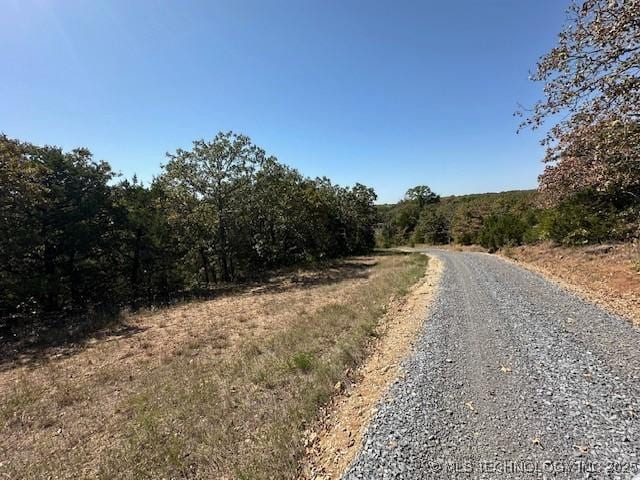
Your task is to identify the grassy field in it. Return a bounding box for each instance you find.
[0,252,428,479]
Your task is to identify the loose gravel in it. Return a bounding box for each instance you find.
[343,250,640,479]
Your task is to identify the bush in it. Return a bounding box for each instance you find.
[538,195,619,245]
[414,209,450,244]
[289,352,315,373]
[478,213,526,252]
[522,224,543,244]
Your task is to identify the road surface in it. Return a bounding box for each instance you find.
[344,250,640,479]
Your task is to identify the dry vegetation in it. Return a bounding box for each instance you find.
[0,252,428,479]
[300,256,442,480]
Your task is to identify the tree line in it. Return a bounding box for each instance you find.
[0,132,377,332]
[378,185,639,252]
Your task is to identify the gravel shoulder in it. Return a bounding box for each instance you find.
[502,242,640,326]
[344,250,640,480]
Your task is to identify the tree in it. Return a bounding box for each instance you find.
[538,120,640,204]
[160,132,266,282]
[405,185,439,209]
[414,207,450,244]
[391,201,421,241]
[519,0,640,204]
[478,213,526,251]
[347,183,378,253]
[115,178,186,302]
[450,202,485,245]
[1,132,379,334]
[0,135,123,324]
[249,159,312,267]
[35,145,120,313]
[0,136,45,323]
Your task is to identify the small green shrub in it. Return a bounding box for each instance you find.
[523,224,543,244]
[289,352,315,373]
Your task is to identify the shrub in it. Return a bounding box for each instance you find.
[478,213,526,252]
[538,196,618,245]
[289,352,315,373]
[523,224,543,244]
[415,209,450,244]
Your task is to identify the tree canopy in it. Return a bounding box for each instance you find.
[0,133,378,334]
[519,0,640,204]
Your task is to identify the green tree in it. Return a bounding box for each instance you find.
[249,159,312,267]
[414,207,450,244]
[1,132,379,335]
[116,178,186,302]
[405,185,439,209]
[36,145,120,312]
[161,132,266,282]
[0,136,45,323]
[478,213,526,251]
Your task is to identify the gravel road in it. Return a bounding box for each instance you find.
[343,250,640,479]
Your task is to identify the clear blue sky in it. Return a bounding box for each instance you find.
[1,0,568,203]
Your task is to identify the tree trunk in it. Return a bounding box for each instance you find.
[200,246,211,285]
[131,228,142,301]
[218,218,231,282]
[67,250,81,308]
[42,237,58,312]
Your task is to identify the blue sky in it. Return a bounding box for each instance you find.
[1,0,568,203]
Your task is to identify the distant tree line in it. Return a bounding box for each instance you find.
[378,185,639,252]
[0,132,377,332]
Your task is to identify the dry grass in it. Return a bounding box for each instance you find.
[300,255,442,479]
[0,252,428,479]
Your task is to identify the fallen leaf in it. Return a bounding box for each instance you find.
[573,444,589,455]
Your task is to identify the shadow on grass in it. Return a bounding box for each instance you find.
[0,255,386,372]
[0,312,148,373]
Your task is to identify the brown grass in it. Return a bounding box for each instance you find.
[300,255,442,479]
[0,252,429,479]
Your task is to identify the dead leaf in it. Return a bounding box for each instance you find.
[573,444,589,455]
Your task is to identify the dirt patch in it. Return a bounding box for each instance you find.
[299,255,443,479]
[500,242,640,325]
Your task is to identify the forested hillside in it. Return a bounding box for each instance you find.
[378,186,639,251]
[0,132,377,333]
